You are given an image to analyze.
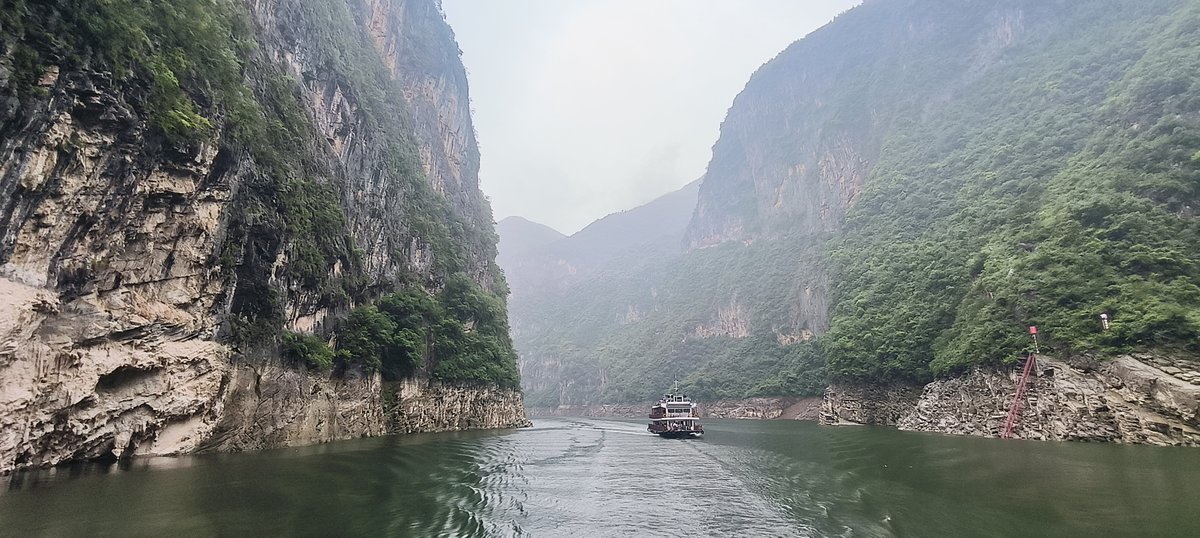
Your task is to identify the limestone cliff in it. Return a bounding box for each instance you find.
[682,0,1049,339]
[0,0,526,475]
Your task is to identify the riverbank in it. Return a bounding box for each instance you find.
[527,396,822,421]
[821,354,1200,446]
[527,354,1199,447]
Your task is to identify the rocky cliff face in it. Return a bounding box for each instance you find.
[0,58,244,472]
[248,0,498,295]
[822,355,1200,446]
[386,378,531,433]
[0,0,525,474]
[685,2,1042,249]
[681,1,1047,342]
[208,373,529,452]
[351,0,496,287]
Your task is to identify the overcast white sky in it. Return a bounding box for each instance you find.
[442,0,861,234]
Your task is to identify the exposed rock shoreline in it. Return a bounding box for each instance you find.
[822,354,1200,446]
[0,274,530,473]
[528,354,1199,448]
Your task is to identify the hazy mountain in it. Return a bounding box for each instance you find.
[495,181,701,402]
[497,179,700,296]
[512,0,1200,407]
[545,179,701,270]
[497,217,565,265]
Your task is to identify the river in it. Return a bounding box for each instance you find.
[2,418,1197,536]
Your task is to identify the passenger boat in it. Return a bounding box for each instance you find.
[648,390,704,438]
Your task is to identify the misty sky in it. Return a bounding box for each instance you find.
[442,0,861,235]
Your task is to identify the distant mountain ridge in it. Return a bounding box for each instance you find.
[496,217,564,264]
[501,0,1200,409]
[497,179,700,295]
[494,180,701,403]
[546,179,701,270]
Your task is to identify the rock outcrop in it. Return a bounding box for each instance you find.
[0,276,234,469]
[704,397,822,420]
[822,355,1200,446]
[207,372,530,451]
[819,384,923,427]
[388,379,532,433]
[0,0,526,475]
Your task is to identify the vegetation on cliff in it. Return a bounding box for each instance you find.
[1,0,244,142]
[1,0,518,387]
[503,186,827,406]
[505,0,1200,405]
[336,274,519,387]
[824,0,1200,383]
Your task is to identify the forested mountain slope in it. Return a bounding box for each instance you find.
[0,0,525,473]
[514,0,1200,409]
[818,0,1200,382]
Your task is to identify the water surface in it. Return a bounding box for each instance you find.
[3,418,1197,536]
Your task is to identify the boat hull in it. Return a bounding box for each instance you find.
[647,422,704,437]
[653,430,702,438]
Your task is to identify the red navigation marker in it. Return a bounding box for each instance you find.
[1029,326,1037,335]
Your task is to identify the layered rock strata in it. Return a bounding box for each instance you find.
[822,355,1200,446]
[0,0,527,475]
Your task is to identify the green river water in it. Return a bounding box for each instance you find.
[1,418,1197,537]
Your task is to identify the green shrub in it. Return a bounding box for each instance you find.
[335,278,519,387]
[282,331,335,370]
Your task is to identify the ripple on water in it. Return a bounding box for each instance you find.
[459,419,813,537]
[4,418,1200,537]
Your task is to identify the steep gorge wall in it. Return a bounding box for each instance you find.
[678,0,1200,445]
[0,0,525,474]
[246,0,498,298]
[683,1,1041,338]
[511,1,1054,408]
[352,0,496,286]
[0,55,245,471]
